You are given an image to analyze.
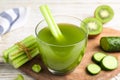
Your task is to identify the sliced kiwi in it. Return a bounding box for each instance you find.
[81,17,103,38]
[94,5,114,23]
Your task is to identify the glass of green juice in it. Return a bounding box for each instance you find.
[35,15,88,75]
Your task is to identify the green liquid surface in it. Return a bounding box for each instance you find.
[37,23,87,74]
[38,23,86,45]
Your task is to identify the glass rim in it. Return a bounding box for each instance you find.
[35,15,88,47]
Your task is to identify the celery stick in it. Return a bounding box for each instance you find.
[20,36,37,47]
[2,35,40,68]
[40,5,64,41]
[12,48,39,68]
[3,35,36,62]
[9,42,38,59]
[11,54,27,66]
[3,45,19,63]
[10,47,38,63]
[8,51,24,65]
[3,35,37,63]
[13,52,39,68]
[9,42,37,60]
[4,35,36,55]
[10,47,39,63]
[9,43,38,61]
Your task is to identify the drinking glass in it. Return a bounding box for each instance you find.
[35,15,88,75]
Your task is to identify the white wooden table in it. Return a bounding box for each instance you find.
[0,0,120,80]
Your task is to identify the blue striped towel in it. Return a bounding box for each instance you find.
[0,7,30,35]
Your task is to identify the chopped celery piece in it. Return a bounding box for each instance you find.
[32,64,41,73]
[14,74,24,80]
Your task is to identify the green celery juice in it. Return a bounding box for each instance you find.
[37,23,87,74]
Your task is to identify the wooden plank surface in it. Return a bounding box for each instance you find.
[19,28,120,80]
[0,0,120,80]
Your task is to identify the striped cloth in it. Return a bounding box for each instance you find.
[0,7,30,35]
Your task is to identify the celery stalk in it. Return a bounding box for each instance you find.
[11,48,38,64]
[12,48,39,68]
[40,5,64,41]
[3,45,19,63]
[9,43,38,61]
[2,35,40,68]
[3,35,37,63]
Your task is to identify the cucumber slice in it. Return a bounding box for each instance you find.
[87,63,101,75]
[81,17,103,38]
[101,55,118,70]
[95,5,114,23]
[92,52,106,63]
[100,37,120,52]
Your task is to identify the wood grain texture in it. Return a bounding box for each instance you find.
[20,28,120,80]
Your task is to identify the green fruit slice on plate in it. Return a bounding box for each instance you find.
[81,17,103,38]
[94,5,114,23]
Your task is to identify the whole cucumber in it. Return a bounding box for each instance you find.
[100,37,120,52]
